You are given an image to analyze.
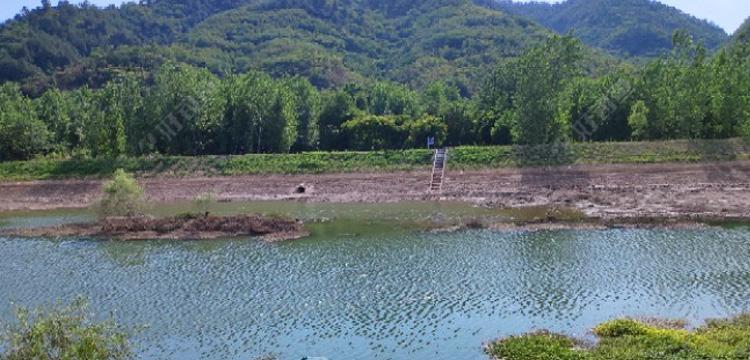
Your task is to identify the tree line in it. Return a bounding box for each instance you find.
[1,33,749,162]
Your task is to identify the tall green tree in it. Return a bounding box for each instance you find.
[365,82,420,117]
[318,90,356,151]
[0,83,49,161]
[285,77,322,151]
[145,63,224,155]
[512,35,582,144]
[222,72,297,154]
[34,88,72,152]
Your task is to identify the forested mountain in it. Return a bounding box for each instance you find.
[0,0,564,94]
[734,17,750,44]
[496,0,729,58]
[2,0,749,163]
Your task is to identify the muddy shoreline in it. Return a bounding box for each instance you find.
[1,214,308,241]
[2,161,750,224]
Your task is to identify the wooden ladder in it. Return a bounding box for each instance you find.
[429,148,448,192]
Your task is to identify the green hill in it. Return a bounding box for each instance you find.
[496,0,729,57]
[0,0,559,93]
[733,17,750,44]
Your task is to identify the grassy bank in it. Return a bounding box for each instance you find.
[486,316,750,359]
[2,138,750,181]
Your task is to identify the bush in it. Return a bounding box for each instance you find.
[0,298,131,360]
[0,83,50,161]
[485,330,586,360]
[593,319,651,338]
[405,114,447,148]
[97,169,145,218]
[487,315,750,360]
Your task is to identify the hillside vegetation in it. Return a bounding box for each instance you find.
[0,0,558,94]
[2,27,750,160]
[1,0,749,170]
[733,17,750,44]
[496,0,729,57]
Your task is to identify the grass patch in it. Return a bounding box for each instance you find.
[1,138,750,181]
[486,315,750,360]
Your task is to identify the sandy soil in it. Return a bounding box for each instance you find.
[2,160,750,221]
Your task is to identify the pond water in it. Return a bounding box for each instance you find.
[1,202,750,359]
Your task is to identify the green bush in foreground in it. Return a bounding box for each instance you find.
[486,315,750,360]
[0,298,131,360]
[96,169,145,218]
[487,331,585,360]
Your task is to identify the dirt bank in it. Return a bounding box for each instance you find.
[2,160,750,221]
[2,214,308,241]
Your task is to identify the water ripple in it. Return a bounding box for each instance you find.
[1,227,750,359]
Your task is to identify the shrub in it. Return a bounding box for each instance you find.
[97,169,145,218]
[0,298,131,360]
[488,315,750,360]
[593,319,651,338]
[628,100,650,140]
[404,114,447,148]
[485,330,586,360]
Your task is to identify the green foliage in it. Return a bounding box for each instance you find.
[363,82,421,117]
[498,0,729,58]
[221,149,435,174]
[514,34,582,144]
[593,319,652,337]
[485,331,586,360]
[733,17,750,45]
[632,33,750,140]
[34,88,72,153]
[487,315,750,360]
[3,138,750,181]
[285,77,322,151]
[0,0,555,93]
[627,100,650,140]
[222,72,298,154]
[0,8,748,162]
[478,35,583,145]
[0,83,50,161]
[342,115,406,151]
[97,169,145,218]
[144,62,224,155]
[319,90,356,150]
[0,298,131,360]
[405,114,448,148]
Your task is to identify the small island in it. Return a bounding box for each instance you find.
[2,213,308,242]
[1,169,307,242]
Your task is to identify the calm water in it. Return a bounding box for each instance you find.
[1,202,750,359]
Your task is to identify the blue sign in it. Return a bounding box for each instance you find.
[427,136,435,149]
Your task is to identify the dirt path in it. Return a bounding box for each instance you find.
[2,161,750,220]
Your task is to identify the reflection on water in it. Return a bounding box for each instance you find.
[1,204,750,359]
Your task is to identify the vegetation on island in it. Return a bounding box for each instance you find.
[96,169,146,218]
[486,315,750,360]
